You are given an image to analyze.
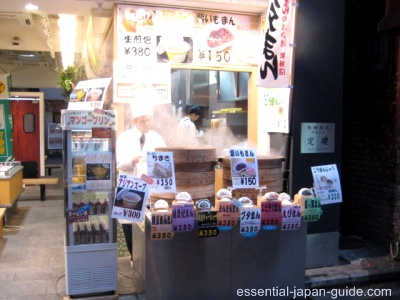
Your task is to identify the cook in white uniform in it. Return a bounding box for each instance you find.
[177,104,201,146]
[116,104,166,263]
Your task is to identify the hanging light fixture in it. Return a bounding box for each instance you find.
[58,14,77,69]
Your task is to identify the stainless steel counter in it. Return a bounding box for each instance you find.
[145,216,307,300]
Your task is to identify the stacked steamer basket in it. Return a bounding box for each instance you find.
[220,156,284,200]
[151,147,217,207]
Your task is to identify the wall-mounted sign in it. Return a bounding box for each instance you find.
[0,101,12,160]
[116,5,260,67]
[301,123,335,153]
[260,88,290,133]
[61,110,117,130]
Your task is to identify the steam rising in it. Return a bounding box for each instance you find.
[151,103,267,158]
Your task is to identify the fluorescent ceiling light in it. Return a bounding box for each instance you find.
[25,3,39,11]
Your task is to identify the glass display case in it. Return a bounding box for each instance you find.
[61,109,118,297]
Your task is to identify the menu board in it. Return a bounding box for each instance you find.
[116,5,260,66]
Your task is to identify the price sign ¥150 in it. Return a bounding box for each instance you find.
[229,148,259,189]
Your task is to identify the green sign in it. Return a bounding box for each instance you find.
[0,101,13,161]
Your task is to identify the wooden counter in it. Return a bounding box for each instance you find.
[0,166,24,207]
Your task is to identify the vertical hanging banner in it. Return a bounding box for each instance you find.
[256,0,296,88]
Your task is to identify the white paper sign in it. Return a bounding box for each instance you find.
[229,148,259,188]
[68,78,112,110]
[311,164,342,205]
[146,151,176,193]
[240,207,261,237]
[111,174,149,223]
[281,204,302,231]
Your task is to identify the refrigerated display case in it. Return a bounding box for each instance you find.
[61,109,118,297]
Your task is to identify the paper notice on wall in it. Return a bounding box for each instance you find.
[311,164,342,205]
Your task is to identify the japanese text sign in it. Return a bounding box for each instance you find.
[301,123,335,153]
[257,0,296,88]
[229,148,259,188]
[281,204,302,231]
[151,211,174,240]
[311,164,342,205]
[61,110,117,130]
[217,201,239,231]
[260,200,282,230]
[198,211,219,238]
[240,207,261,237]
[111,174,149,223]
[303,198,322,222]
[172,203,194,232]
[146,151,176,193]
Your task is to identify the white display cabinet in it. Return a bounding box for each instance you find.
[61,110,118,297]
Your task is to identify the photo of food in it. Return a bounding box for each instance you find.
[86,87,104,102]
[156,36,193,63]
[69,88,87,102]
[149,162,172,178]
[114,187,145,211]
[86,163,110,180]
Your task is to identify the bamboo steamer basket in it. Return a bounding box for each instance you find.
[153,147,217,207]
[220,156,284,201]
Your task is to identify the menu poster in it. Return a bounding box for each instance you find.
[68,78,112,110]
[311,164,342,205]
[116,5,260,67]
[48,123,62,150]
[229,148,259,188]
[112,174,149,223]
[85,152,112,190]
[146,151,176,193]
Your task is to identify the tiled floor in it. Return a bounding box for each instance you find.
[0,182,145,300]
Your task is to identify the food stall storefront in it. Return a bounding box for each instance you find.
[107,2,315,299]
